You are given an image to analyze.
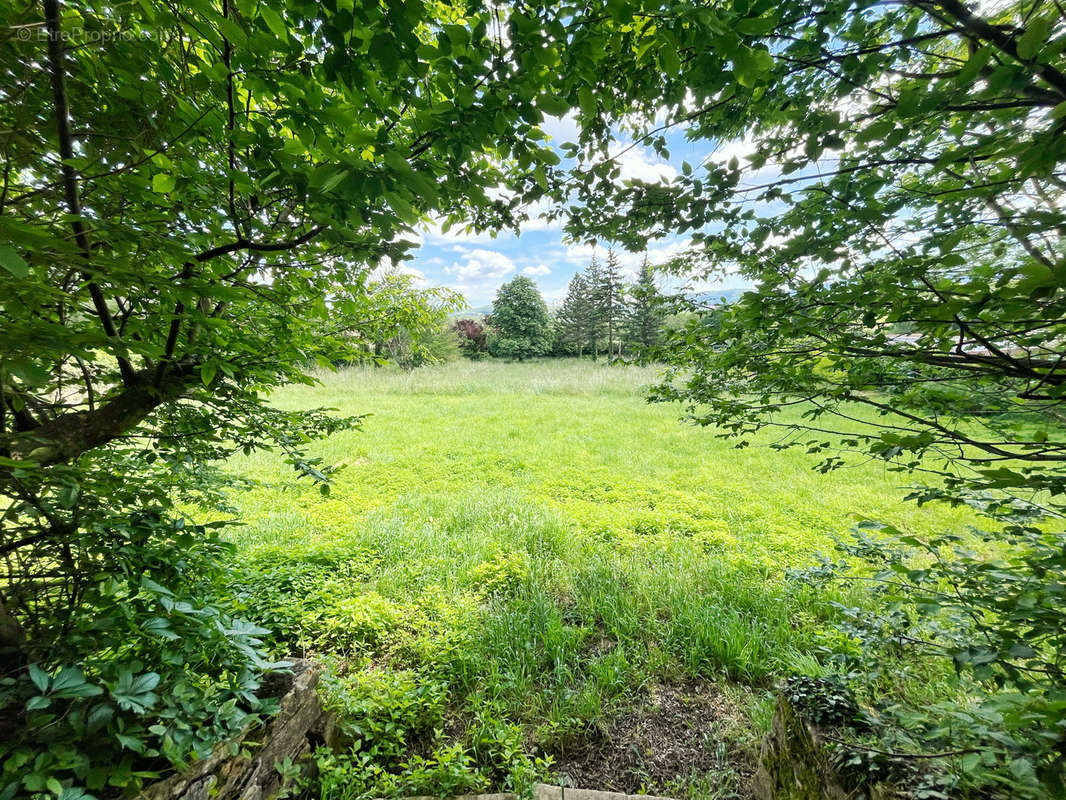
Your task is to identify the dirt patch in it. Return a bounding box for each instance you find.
[548,683,756,798]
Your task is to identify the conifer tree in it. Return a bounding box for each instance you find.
[555,272,594,356]
[601,249,626,359]
[626,255,665,360]
[583,254,607,357]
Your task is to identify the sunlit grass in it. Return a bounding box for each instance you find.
[218,359,983,795]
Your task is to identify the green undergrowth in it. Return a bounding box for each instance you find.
[216,360,985,799]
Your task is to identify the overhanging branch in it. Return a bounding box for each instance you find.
[2,365,199,469]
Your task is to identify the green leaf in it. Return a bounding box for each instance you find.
[0,456,40,468]
[538,95,571,117]
[258,5,287,40]
[896,88,921,116]
[1016,18,1050,61]
[540,149,561,166]
[578,87,597,116]
[310,165,348,193]
[51,667,103,698]
[200,361,218,386]
[152,173,176,193]
[28,663,49,693]
[130,672,161,694]
[659,46,680,74]
[733,46,773,88]
[140,577,174,597]
[957,45,993,84]
[0,244,29,277]
[116,734,145,753]
[9,360,50,387]
[215,16,247,45]
[735,15,778,36]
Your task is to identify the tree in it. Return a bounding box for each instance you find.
[487,277,552,360]
[548,0,1066,793]
[452,318,489,358]
[554,272,595,356]
[600,249,627,358]
[331,269,463,366]
[625,255,665,359]
[582,254,607,356]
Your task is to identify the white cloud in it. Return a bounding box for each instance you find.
[615,144,678,183]
[444,248,515,281]
[540,113,580,145]
[515,197,564,233]
[523,264,551,276]
[370,261,428,287]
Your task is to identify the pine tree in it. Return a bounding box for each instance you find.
[601,249,626,359]
[555,272,594,356]
[625,255,665,360]
[583,254,607,357]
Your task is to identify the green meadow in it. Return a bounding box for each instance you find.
[221,360,980,799]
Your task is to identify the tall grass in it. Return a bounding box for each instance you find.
[218,359,982,797]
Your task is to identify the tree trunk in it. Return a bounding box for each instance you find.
[0,595,27,678]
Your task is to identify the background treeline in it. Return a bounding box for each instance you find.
[452,251,673,363]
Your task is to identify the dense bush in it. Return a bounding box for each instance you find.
[0,512,281,798]
[791,520,1066,797]
[452,319,489,359]
[303,667,551,800]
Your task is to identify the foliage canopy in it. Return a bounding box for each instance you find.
[487,277,552,360]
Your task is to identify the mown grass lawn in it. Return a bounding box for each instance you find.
[219,360,981,799]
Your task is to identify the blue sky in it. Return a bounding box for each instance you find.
[397,114,762,310]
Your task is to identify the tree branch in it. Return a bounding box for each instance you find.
[43,0,137,387]
[916,0,1066,97]
[2,365,199,468]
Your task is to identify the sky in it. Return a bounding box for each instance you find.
[396,114,763,310]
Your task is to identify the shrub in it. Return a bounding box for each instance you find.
[0,513,281,798]
[790,522,1066,798]
[452,319,489,359]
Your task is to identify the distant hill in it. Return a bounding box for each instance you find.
[688,288,746,305]
[449,305,491,319]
